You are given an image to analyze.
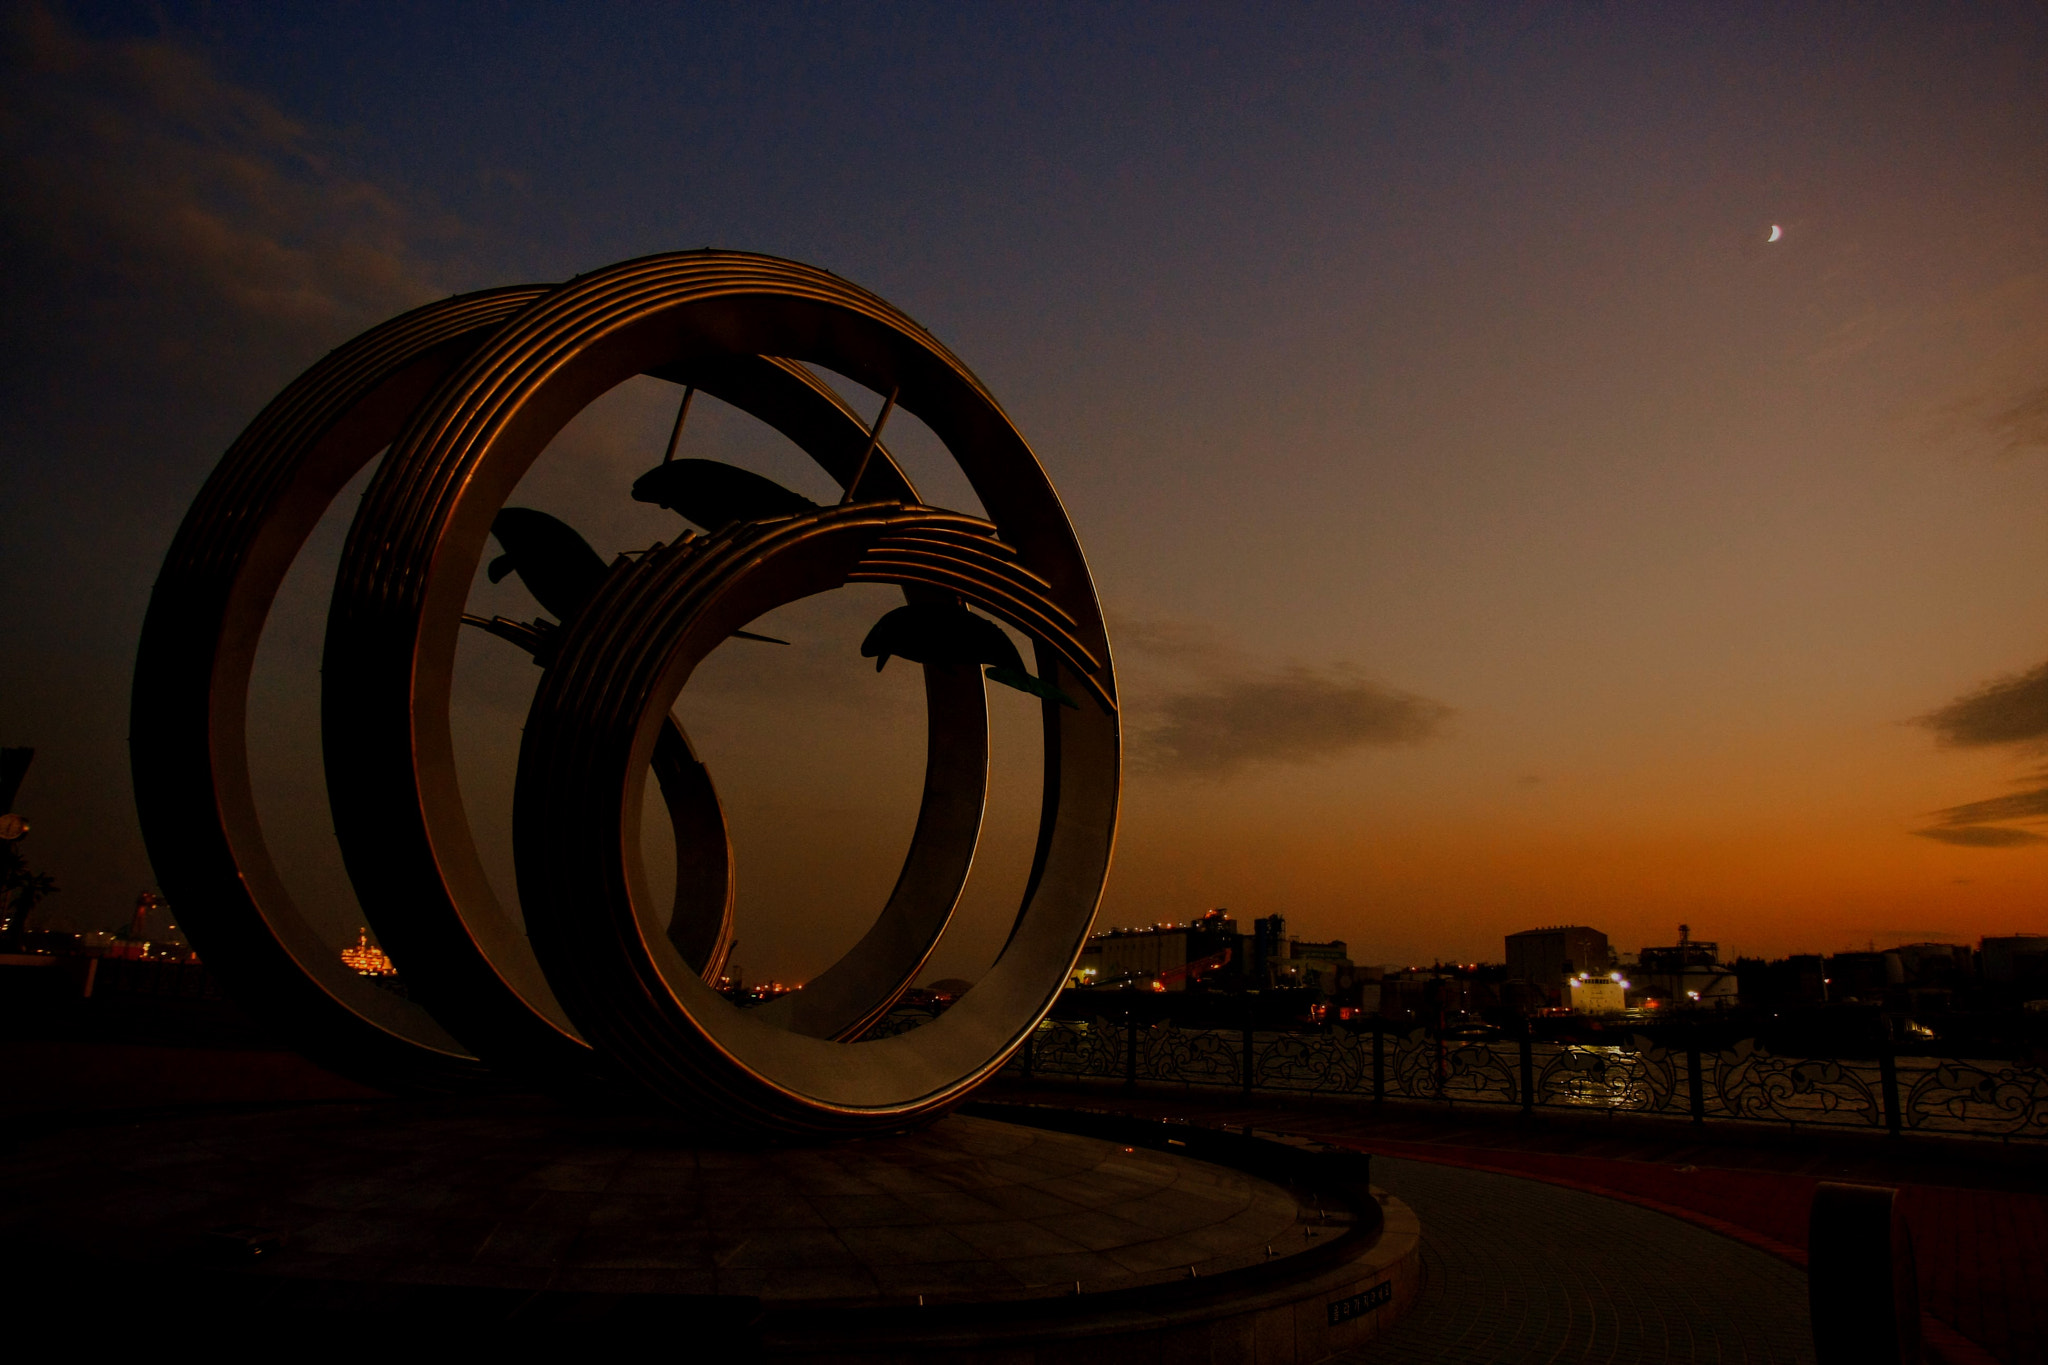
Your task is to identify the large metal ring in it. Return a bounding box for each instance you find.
[129,291,984,1090]
[137,250,1119,1133]
[130,288,543,1091]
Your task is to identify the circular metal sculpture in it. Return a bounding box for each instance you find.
[132,252,1120,1135]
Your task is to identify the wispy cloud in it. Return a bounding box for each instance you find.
[1915,659,2048,749]
[0,7,465,930]
[1990,380,2048,458]
[1925,782,2048,828]
[1114,616,1453,779]
[1913,825,2046,848]
[1910,768,2048,851]
[1,4,442,343]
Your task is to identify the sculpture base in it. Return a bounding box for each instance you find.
[0,1096,1418,1359]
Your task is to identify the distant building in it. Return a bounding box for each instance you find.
[1637,925,1738,1008]
[1822,950,1891,1002]
[341,927,397,976]
[1072,910,1350,995]
[1375,964,1488,1023]
[1505,925,1612,1002]
[1565,978,1626,1014]
[1735,954,1827,1009]
[1981,935,2048,986]
[1253,915,1351,991]
[1075,909,1239,991]
[1250,915,1289,979]
[1892,942,1973,983]
[1285,936,1352,994]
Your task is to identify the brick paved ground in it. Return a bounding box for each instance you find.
[0,1103,1334,1304]
[1335,1156,1813,1365]
[6,1041,2036,1359]
[990,1080,2045,1364]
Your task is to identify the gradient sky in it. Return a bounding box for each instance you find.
[4,2,2046,981]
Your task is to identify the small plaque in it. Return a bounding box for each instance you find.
[1327,1279,1393,1325]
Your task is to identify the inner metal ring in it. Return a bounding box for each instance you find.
[517,502,1115,1132]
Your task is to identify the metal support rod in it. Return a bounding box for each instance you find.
[1124,1008,1138,1090]
[661,386,697,464]
[1519,1028,1535,1113]
[1242,1004,1254,1094]
[1372,1024,1385,1102]
[840,386,899,504]
[1878,1044,1903,1138]
[1686,1042,1706,1124]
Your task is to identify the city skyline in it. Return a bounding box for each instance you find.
[3,4,2047,980]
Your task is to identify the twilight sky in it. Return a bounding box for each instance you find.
[3,2,2046,981]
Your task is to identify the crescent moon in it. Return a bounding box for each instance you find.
[1767,224,1783,242]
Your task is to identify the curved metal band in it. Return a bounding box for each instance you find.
[662,367,991,1036]
[322,274,1003,1074]
[463,642,736,983]
[456,354,992,1009]
[128,287,545,1091]
[516,504,1118,1133]
[649,720,733,978]
[322,251,1119,1129]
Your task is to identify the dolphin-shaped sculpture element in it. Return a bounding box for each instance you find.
[485,506,785,644]
[860,601,1077,707]
[630,459,819,533]
[486,507,609,621]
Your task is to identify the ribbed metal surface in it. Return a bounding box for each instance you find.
[130,286,544,1092]
[135,251,1119,1133]
[514,503,1117,1133]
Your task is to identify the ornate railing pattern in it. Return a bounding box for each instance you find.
[1897,1055,2048,1136]
[1004,1019,2048,1141]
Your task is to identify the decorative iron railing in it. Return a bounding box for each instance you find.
[996,1019,2048,1141]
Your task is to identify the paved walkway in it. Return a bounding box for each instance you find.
[1339,1156,1812,1365]
[991,1081,2038,1364]
[6,1040,2033,1360]
[0,1102,1326,1305]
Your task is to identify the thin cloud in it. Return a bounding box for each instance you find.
[1911,773,2048,850]
[1990,379,2048,458]
[2,5,440,340]
[1926,783,2048,828]
[1110,614,1455,780]
[1913,825,2047,848]
[1915,659,2048,749]
[1130,664,1452,779]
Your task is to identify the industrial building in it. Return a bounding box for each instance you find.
[1504,925,1613,1004]
[1072,910,1351,993]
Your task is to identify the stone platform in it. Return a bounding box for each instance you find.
[0,1097,1417,1359]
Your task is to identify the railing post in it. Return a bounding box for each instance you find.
[1519,1028,1535,1114]
[1022,1027,1035,1084]
[1241,1004,1255,1095]
[1124,1008,1138,1091]
[1686,1038,1706,1125]
[1372,1023,1385,1101]
[1878,1042,1903,1138]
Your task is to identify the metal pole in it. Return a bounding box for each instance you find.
[1519,1026,1535,1114]
[1686,1039,1706,1125]
[1372,1022,1385,1101]
[840,386,899,504]
[661,386,696,463]
[1878,1042,1903,1138]
[1242,1000,1255,1095]
[1124,1007,1138,1090]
